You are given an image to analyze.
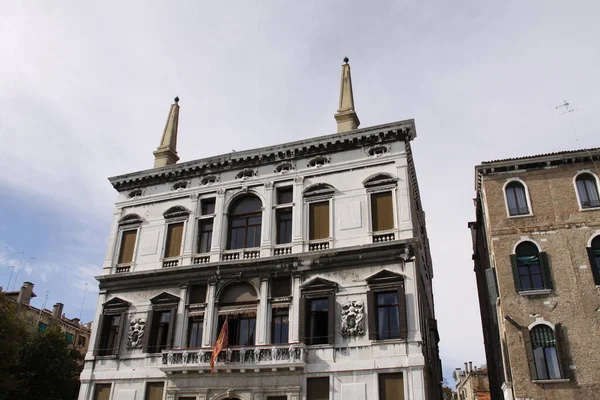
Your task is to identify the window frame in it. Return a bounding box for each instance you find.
[510,240,553,295]
[368,189,396,233]
[113,214,143,269]
[93,297,130,357]
[299,278,337,346]
[195,196,217,256]
[523,322,570,382]
[162,221,185,259]
[366,271,408,341]
[144,293,179,354]
[573,171,600,210]
[161,206,189,262]
[93,383,113,400]
[503,178,533,218]
[274,186,294,245]
[587,234,600,286]
[226,195,263,250]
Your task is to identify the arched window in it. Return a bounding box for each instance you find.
[218,283,258,346]
[505,181,530,216]
[575,173,600,209]
[530,325,561,380]
[587,236,600,285]
[228,196,262,249]
[511,241,552,292]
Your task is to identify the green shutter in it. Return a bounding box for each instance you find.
[367,290,377,340]
[587,247,600,285]
[540,252,553,290]
[510,255,521,293]
[521,327,537,380]
[555,324,570,379]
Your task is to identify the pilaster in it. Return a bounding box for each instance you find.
[211,189,226,261]
[261,182,274,257]
[183,193,200,260]
[289,273,302,343]
[292,176,304,252]
[174,284,188,348]
[203,281,217,347]
[256,277,270,345]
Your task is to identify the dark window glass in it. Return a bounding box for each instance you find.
[271,308,289,344]
[218,315,256,346]
[187,316,203,348]
[189,285,207,304]
[308,298,329,345]
[149,310,171,353]
[201,198,216,215]
[228,196,262,249]
[516,242,544,291]
[276,208,293,244]
[307,377,329,400]
[591,236,600,282]
[277,187,293,204]
[531,325,561,380]
[506,181,530,216]
[39,322,47,332]
[66,332,74,344]
[576,174,600,209]
[99,314,121,356]
[377,291,400,340]
[197,219,213,253]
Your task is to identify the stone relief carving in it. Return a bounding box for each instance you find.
[126,317,146,349]
[340,300,365,337]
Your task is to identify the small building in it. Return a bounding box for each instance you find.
[2,281,92,354]
[470,148,600,399]
[454,362,490,400]
[78,59,443,400]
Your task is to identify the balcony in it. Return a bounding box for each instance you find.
[372,231,395,243]
[115,264,131,273]
[162,258,180,268]
[222,249,261,261]
[160,344,307,373]
[192,255,211,264]
[308,239,329,251]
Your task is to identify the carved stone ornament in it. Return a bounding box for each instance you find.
[341,300,365,337]
[126,318,146,349]
[264,181,274,189]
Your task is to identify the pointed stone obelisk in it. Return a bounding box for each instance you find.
[153,97,180,168]
[334,57,360,133]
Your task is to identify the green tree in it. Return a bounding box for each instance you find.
[0,291,30,399]
[14,325,83,400]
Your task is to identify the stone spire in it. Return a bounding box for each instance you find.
[153,97,180,168]
[334,57,360,133]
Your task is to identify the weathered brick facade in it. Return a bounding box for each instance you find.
[471,149,600,400]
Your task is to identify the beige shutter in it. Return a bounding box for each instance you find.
[165,222,184,258]
[145,382,165,400]
[371,192,393,232]
[378,373,404,400]
[118,230,137,264]
[94,384,112,400]
[310,202,330,240]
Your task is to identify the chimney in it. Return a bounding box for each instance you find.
[469,361,473,372]
[52,303,64,320]
[17,282,34,306]
[464,362,468,373]
[72,317,80,325]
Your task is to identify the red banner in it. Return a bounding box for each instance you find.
[210,318,229,374]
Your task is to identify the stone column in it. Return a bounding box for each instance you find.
[211,189,226,261]
[174,284,188,348]
[202,281,217,347]
[396,161,412,239]
[292,176,304,251]
[255,277,269,345]
[289,273,302,343]
[183,193,200,262]
[261,182,274,257]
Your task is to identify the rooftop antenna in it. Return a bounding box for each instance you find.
[28,257,36,281]
[6,265,15,290]
[36,290,49,327]
[11,251,25,291]
[555,100,599,175]
[79,282,88,320]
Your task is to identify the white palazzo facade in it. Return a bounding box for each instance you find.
[79,62,442,400]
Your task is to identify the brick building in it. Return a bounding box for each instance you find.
[470,148,600,399]
[453,362,490,400]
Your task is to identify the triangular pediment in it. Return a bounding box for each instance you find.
[103,297,131,309]
[150,292,180,304]
[300,277,337,291]
[365,269,404,285]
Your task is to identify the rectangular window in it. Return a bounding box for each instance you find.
[378,373,404,400]
[377,292,400,340]
[66,332,74,344]
[197,219,213,253]
[118,229,137,264]
[93,383,112,400]
[98,314,122,356]
[148,310,172,353]
[277,187,293,205]
[307,377,329,400]
[218,315,256,346]
[187,316,203,348]
[145,382,165,400]
[201,198,216,215]
[276,208,293,244]
[189,285,207,304]
[371,191,393,232]
[164,222,184,258]
[308,298,329,345]
[78,336,86,347]
[271,307,289,344]
[38,322,47,332]
[271,277,291,297]
[309,201,329,240]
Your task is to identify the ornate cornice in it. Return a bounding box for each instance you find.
[108,120,415,191]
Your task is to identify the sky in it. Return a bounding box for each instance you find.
[1,0,598,386]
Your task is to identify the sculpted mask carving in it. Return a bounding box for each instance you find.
[341,300,365,337]
[127,318,146,349]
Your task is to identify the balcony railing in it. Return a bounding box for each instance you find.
[115,264,131,273]
[308,240,329,251]
[222,249,261,261]
[273,246,292,256]
[372,231,395,243]
[161,344,306,372]
[162,258,180,268]
[193,255,211,265]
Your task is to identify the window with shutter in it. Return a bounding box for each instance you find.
[94,297,129,357]
[144,293,179,354]
[588,236,600,285]
[530,325,561,380]
[512,241,552,292]
[118,229,137,264]
[371,191,394,232]
[164,222,184,258]
[309,201,329,240]
[378,373,404,400]
[145,382,165,400]
[366,270,407,341]
[575,173,600,209]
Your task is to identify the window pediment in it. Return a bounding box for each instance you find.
[301,277,337,292]
[119,214,143,226]
[163,206,190,220]
[362,173,398,189]
[103,297,131,310]
[366,269,404,285]
[303,183,335,198]
[149,292,180,305]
